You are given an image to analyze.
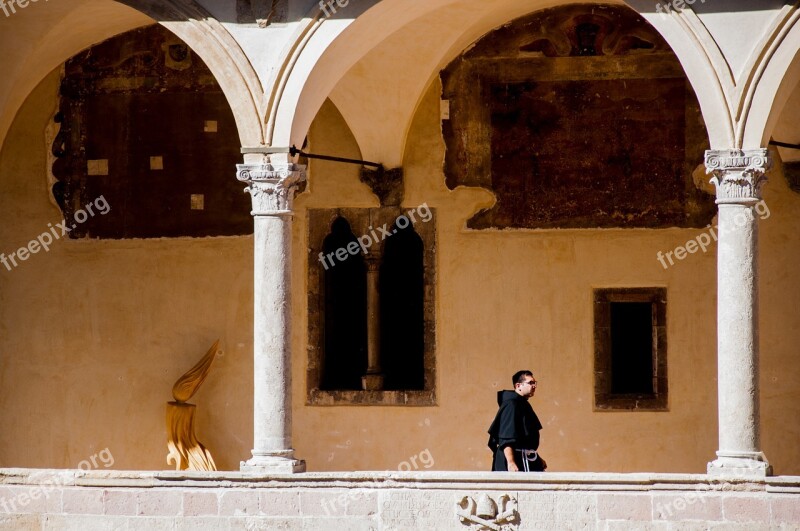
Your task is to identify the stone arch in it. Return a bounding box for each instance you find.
[0,0,264,151]
[624,2,735,148]
[741,6,800,148]
[270,0,727,167]
[627,2,800,150]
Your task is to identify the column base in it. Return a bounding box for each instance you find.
[707,451,772,477]
[362,374,384,391]
[240,451,306,473]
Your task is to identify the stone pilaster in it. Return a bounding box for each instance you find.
[705,149,772,477]
[237,161,306,473]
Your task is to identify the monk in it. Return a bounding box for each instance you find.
[488,370,547,472]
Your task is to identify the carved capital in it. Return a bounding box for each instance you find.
[236,163,306,216]
[364,254,382,272]
[705,149,771,204]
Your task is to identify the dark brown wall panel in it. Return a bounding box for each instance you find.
[53,25,252,239]
[441,4,716,229]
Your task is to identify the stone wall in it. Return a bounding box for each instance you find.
[1,470,799,530]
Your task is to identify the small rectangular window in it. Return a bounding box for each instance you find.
[594,288,667,411]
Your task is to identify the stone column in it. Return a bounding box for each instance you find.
[237,160,306,473]
[705,148,772,477]
[362,255,384,391]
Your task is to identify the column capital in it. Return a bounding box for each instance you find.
[705,149,772,204]
[236,163,306,216]
[364,253,382,272]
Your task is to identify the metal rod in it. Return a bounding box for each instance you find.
[770,140,800,150]
[290,146,382,168]
[240,146,383,169]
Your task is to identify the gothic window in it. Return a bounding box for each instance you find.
[594,288,668,411]
[307,208,436,406]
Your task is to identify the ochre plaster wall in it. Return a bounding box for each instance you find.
[2,69,799,475]
[0,70,254,471]
[291,81,800,475]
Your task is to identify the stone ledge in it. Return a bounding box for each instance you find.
[1,469,799,492]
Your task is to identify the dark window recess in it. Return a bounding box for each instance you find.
[321,218,368,390]
[51,24,252,239]
[380,223,425,391]
[594,288,667,411]
[610,302,654,394]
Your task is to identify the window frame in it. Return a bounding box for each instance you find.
[306,208,437,406]
[593,287,668,411]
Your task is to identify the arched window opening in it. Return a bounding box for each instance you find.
[320,217,367,390]
[380,224,425,391]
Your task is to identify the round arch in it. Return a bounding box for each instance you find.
[742,8,800,149]
[270,0,728,167]
[0,0,264,152]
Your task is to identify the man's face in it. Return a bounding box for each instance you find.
[515,376,537,399]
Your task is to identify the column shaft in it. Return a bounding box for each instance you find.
[253,214,291,453]
[716,204,759,454]
[362,257,384,390]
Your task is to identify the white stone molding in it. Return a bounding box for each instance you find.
[706,149,771,204]
[639,2,799,147]
[236,163,306,216]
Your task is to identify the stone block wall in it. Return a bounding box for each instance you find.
[1,470,799,530]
